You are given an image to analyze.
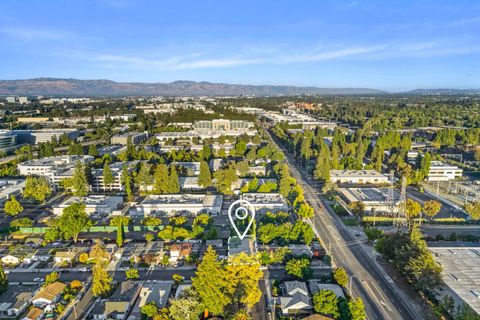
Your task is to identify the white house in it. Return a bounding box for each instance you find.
[280,281,312,315]
[32,282,66,308]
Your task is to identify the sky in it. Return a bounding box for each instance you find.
[0,0,480,91]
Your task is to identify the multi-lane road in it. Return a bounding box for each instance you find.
[265,127,421,320]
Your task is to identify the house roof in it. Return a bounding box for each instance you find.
[284,281,309,296]
[280,292,312,311]
[24,307,43,320]
[33,282,66,302]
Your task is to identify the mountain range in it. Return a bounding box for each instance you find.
[0,78,478,96]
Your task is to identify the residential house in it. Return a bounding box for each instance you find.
[0,285,37,318]
[90,280,140,320]
[54,247,87,265]
[32,282,66,308]
[169,243,193,263]
[280,281,312,316]
[129,281,174,319]
[308,281,345,298]
[175,283,192,299]
[21,307,43,320]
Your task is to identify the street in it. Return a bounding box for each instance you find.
[265,127,421,320]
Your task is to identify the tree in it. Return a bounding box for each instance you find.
[236,160,250,176]
[172,273,184,284]
[285,258,312,279]
[92,262,112,297]
[192,246,229,315]
[45,271,59,286]
[465,201,480,220]
[121,164,133,201]
[423,200,442,219]
[348,298,366,320]
[201,144,212,161]
[110,216,131,226]
[68,142,83,155]
[4,195,23,216]
[297,203,314,218]
[142,216,162,226]
[312,290,339,318]
[168,165,180,193]
[116,222,124,247]
[169,290,204,320]
[225,253,264,308]
[348,201,365,215]
[141,301,158,318]
[235,141,247,156]
[72,162,89,197]
[135,163,153,191]
[198,161,212,188]
[78,252,89,264]
[333,268,348,287]
[89,241,110,264]
[88,144,98,157]
[103,161,114,190]
[58,203,92,243]
[420,153,431,179]
[406,199,422,219]
[23,177,52,202]
[231,309,252,320]
[154,163,169,193]
[364,227,383,242]
[0,262,7,293]
[214,166,238,195]
[314,142,331,181]
[38,142,55,157]
[125,267,139,279]
[10,217,33,228]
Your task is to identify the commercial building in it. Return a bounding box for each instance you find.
[240,193,288,213]
[14,129,81,144]
[0,130,17,152]
[52,195,124,216]
[91,161,136,192]
[429,245,480,315]
[427,161,463,181]
[193,119,254,131]
[0,179,26,203]
[330,170,389,185]
[262,110,336,130]
[133,194,223,217]
[338,187,401,213]
[17,155,93,189]
[172,161,201,176]
[110,131,148,145]
[156,129,255,143]
[97,145,127,157]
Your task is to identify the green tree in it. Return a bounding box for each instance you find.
[72,162,89,197]
[142,216,162,226]
[236,160,250,177]
[102,162,114,190]
[297,203,314,218]
[192,246,229,315]
[88,144,99,157]
[314,142,331,181]
[38,142,55,157]
[231,309,252,320]
[312,290,339,318]
[141,301,158,318]
[168,165,180,193]
[23,177,52,202]
[10,217,33,228]
[125,267,139,279]
[201,144,212,161]
[116,222,124,247]
[135,163,153,191]
[58,203,92,243]
[45,271,59,286]
[333,268,348,287]
[285,258,312,279]
[68,142,83,155]
[4,195,23,216]
[154,163,169,193]
[172,273,184,284]
[348,298,366,320]
[235,141,247,156]
[92,263,112,297]
[214,166,238,195]
[169,290,204,320]
[0,262,7,293]
[121,164,133,201]
[198,161,212,188]
[423,200,442,219]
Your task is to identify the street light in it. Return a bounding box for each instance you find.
[349,275,360,297]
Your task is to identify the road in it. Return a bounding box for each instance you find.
[265,127,420,320]
[407,186,468,220]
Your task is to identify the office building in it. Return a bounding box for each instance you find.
[427,161,463,181]
[330,170,389,185]
[133,194,223,217]
[110,131,148,145]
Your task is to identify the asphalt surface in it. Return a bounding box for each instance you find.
[266,127,421,320]
[407,186,468,219]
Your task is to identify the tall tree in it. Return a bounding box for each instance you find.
[214,166,238,195]
[121,164,133,201]
[116,222,124,247]
[23,177,52,203]
[135,163,153,191]
[0,262,8,293]
[92,262,112,297]
[198,161,212,188]
[168,165,180,193]
[72,162,89,197]
[312,290,339,318]
[4,195,23,216]
[314,142,331,181]
[102,162,114,190]
[423,200,442,219]
[201,144,212,161]
[88,144,99,157]
[154,163,169,193]
[192,246,229,315]
[59,203,92,243]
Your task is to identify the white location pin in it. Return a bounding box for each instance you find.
[228,199,256,240]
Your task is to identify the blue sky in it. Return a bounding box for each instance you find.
[0,0,479,91]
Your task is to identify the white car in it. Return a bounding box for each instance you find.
[33,278,43,282]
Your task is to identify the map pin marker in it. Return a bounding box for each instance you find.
[228,199,256,240]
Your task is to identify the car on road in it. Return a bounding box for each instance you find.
[33,278,43,282]
[79,267,89,272]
